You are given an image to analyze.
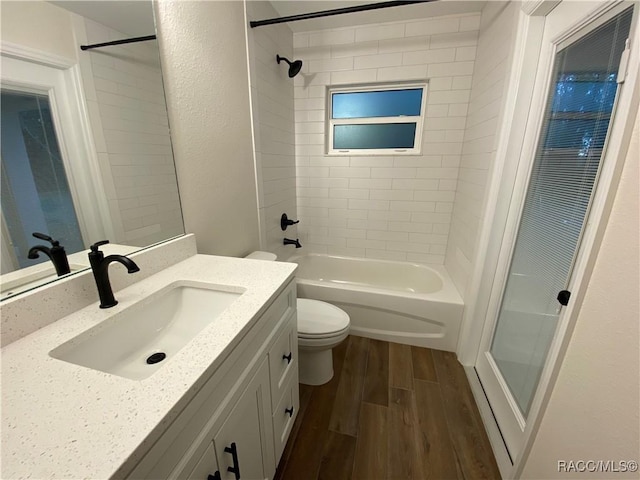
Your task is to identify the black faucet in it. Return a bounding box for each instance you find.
[280,213,300,231]
[283,238,302,248]
[27,232,71,276]
[88,240,140,309]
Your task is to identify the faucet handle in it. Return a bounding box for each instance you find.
[32,232,59,247]
[90,240,110,252]
[281,213,300,231]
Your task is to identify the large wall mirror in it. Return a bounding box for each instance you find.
[0,0,184,299]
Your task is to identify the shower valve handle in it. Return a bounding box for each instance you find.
[281,213,299,231]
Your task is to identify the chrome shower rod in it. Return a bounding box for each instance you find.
[250,0,434,28]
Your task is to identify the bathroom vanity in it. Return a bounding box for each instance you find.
[0,242,298,480]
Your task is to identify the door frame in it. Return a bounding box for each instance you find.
[1,42,114,248]
[458,0,640,477]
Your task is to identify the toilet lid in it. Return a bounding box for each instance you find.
[297,298,350,336]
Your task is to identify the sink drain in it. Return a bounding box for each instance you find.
[146,352,166,365]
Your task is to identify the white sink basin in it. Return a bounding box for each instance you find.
[50,281,245,380]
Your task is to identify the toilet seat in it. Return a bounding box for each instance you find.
[297,298,350,338]
[243,251,350,385]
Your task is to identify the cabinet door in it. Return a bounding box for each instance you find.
[214,359,274,480]
[187,442,221,480]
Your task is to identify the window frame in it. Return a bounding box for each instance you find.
[326,82,428,156]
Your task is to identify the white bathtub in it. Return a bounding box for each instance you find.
[287,254,464,351]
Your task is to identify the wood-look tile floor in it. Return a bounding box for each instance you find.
[275,336,501,480]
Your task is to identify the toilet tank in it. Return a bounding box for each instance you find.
[245,251,277,261]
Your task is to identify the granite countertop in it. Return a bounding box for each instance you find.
[1,254,297,479]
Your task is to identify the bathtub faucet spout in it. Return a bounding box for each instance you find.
[283,238,302,248]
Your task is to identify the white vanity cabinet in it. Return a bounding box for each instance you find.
[189,359,272,480]
[267,319,299,462]
[186,443,219,480]
[127,280,298,480]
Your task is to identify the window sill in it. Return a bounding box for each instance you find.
[327,148,422,156]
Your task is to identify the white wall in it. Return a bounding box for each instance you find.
[246,1,297,260]
[154,0,260,257]
[74,18,183,247]
[445,1,519,297]
[292,14,481,262]
[0,1,78,61]
[521,110,639,479]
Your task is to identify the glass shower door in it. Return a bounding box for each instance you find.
[491,5,632,417]
[475,3,634,461]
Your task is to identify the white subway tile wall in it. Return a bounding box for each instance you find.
[80,19,182,247]
[444,3,520,296]
[247,2,297,260]
[293,14,480,263]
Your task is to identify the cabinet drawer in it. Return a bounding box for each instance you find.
[186,442,219,480]
[268,314,297,410]
[272,374,299,463]
[262,283,295,334]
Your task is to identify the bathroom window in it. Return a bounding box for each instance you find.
[327,83,427,155]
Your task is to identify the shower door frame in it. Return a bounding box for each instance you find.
[462,0,640,476]
[0,45,114,254]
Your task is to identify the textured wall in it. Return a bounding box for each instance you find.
[292,14,481,263]
[246,1,297,260]
[154,0,260,257]
[445,1,520,297]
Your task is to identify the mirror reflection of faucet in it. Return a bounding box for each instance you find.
[88,240,140,309]
[283,238,302,248]
[27,232,71,276]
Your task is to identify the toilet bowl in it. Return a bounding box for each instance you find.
[244,251,351,385]
[297,298,350,385]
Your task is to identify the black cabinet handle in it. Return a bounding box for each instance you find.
[282,352,292,364]
[224,442,241,480]
[285,406,294,417]
[207,472,221,480]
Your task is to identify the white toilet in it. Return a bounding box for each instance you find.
[245,251,351,385]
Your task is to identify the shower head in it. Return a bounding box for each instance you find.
[276,55,303,78]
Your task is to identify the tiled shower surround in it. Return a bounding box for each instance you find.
[293,13,481,263]
[77,18,184,247]
[246,1,297,260]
